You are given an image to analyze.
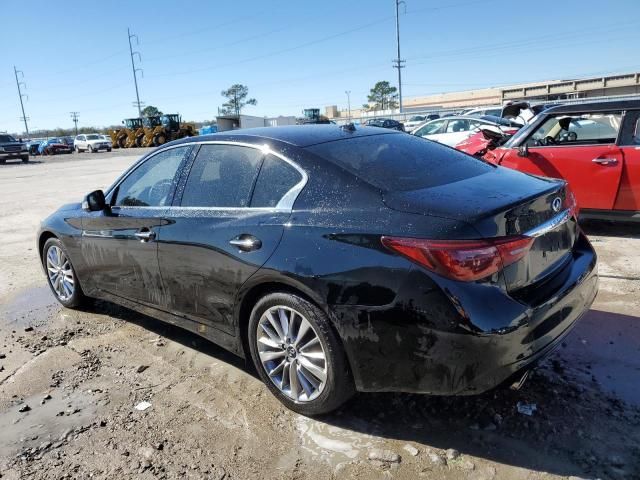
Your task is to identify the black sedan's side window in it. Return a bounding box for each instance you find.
[181,145,263,208]
[113,146,189,207]
[250,154,303,208]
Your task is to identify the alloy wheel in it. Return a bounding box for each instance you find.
[256,306,327,402]
[46,245,75,301]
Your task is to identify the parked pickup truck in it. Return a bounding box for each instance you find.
[0,133,29,164]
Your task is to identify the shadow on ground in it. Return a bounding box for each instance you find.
[581,219,640,238]
[82,299,640,479]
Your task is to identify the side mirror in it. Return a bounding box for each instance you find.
[82,189,106,211]
[518,143,529,157]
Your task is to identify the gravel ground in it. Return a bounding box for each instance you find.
[1,153,639,479]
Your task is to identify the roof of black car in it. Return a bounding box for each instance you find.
[177,125,399,148]
[544,99,640,114]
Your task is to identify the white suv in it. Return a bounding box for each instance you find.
[74,133,112,153]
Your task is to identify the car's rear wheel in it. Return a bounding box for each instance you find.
[248,292,354,416]
[42,238,85,308]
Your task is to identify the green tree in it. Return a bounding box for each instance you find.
[141,105,162,117]
[366,81,398,111]
[220,84,257,116]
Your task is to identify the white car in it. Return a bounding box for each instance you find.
[403,115,427,132]
[74,133,112,153]
[460,105,504,117]
[412,116,521,147]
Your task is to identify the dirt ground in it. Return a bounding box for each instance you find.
[1,152,639,479]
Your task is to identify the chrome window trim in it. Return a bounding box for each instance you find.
[109,140,307,212]
[524,209,571,238]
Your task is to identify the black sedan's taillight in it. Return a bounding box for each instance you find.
[381,235,534,282]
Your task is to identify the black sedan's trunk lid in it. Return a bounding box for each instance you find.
[382,167,577,292]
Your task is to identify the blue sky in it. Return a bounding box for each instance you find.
[1,0,639,134]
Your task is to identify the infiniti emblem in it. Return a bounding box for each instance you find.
[551,197,562,212]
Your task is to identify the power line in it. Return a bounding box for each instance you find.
[70,112,79,136]
[13,66,30,139]
[128,27,144,117]
[150,15,396,79]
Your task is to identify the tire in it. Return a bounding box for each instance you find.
[87,145,94,153]
[0,159,6,164]
[75,146,80,153]
[42,238,86,308]
[21,155,29,163]
[153,134,166,146]
[107,148,112,152]
[248,292,354,416]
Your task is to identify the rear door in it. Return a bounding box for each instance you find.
[438,118,472,146]
[157,143,305,335]
[414,119,446,140]
[81,146,191,305]
[500,111,624,210]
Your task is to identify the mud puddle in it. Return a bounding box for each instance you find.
[292,416,382,470]
[0,284,60,329]
[0,389,99,459]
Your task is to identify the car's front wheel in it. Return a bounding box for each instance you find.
[248,292,354,415]
[42,238,85,308]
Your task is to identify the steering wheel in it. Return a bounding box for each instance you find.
[563,131,578,142]
[544,136,556,146]
[148,179,173,205]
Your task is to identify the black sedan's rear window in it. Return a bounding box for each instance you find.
[306,133,492,191]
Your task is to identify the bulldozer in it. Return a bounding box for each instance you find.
[110,118,144,148]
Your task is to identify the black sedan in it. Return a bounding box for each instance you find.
[38,125,598,415]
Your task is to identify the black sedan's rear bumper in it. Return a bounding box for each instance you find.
[333,232,598,395]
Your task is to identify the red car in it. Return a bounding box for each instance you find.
[484,100,640,222]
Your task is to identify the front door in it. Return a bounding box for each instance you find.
[80,145,191,305]
[158,144,305,335]
[501,111,624,210]
[616,110,640,211]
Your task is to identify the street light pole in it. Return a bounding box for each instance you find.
[345,90,352,122]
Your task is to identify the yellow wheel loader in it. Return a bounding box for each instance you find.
[111,118,144,148]
[139,116,164,147]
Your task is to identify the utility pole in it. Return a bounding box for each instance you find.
[345,91,352,122]
[13,66,30,139]
[128,28,144,117]
[392,0,406,113]
[70,112,80,136]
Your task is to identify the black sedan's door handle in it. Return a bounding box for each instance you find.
[134,229,156,242]
[229,234,262,252]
